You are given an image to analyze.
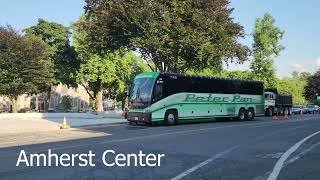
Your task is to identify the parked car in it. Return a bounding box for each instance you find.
[302,105,308,114]
[292,105,302,114]
[292,105,308,114]
[315,105,320,113]
[292,105,303,114]
[306,104,317,114]
[47,108,56,113]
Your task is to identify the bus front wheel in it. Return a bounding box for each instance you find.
[238,108,246,121]
[165,110,178,125]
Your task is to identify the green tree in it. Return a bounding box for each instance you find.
[304,70,320,103]
[73,17,148,111]
[278,77,307,104]
[277,71,311,105]
[185,68,224,77]
[104,52,149,110]
[224,70,253,80]
[24,19,79,86]
[250,13,284,88]
[76,54,117,111]
[0,26,54,112]
[75,51,147,111]
[296,71,311,81]
[59,95,73,112]
[186,68,253,80]
[81,0,250,73]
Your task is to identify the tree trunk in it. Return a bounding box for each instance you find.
[97,91,104,111]
[121,98,126,111]
[90,91,103,112]
[46,86,52,111]
[35,94,39,112]
[90,96,98,112]
[121,94,128,111]
[11,97,18,113]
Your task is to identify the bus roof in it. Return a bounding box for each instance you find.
[136,72,263,84]
[160,72,263,84]
[135,72,160,79]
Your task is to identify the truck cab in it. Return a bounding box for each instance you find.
[265,92,276,116]
[265,92,276,106]
[264,88,293,116]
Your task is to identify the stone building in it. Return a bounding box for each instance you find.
[0,94,30,112]
[0,84,91,112]
[48,84,90,112]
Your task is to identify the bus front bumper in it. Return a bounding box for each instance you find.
[127,112,152,123]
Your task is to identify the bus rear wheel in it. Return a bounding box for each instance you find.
[246,108,255,121]
[238,108,246,121]
[165,110,178,125]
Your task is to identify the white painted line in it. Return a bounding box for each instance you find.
[171,146,238,180]
[267,130,320,180]
[286,141,320,165]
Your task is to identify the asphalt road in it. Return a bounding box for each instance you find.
[0,114,320,180]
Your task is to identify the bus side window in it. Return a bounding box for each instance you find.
[154,83,163,102]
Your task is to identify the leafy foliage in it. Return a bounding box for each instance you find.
[0,25,54,112]
[186,68,253,80]
[278,76,308,105]
[59,95,73,112]
[76,54,116,111]
[250,13,284,88]
[81,0,250,73]
[292,71,312,81]
[24,19,79,86]
[304,70,320,103]
[104,51,149,109]
[75,51,148,110]
[73,17,148,110]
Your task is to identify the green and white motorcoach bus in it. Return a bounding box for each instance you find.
[127,72,265,125]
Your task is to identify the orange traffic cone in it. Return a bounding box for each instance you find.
[284,110,289,120]
[272,114,278,120]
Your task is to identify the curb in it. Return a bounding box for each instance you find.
[71,121,128,128]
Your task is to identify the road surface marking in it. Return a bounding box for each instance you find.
[267,130,320,180]
[286,141,320,165]
[171,146,238,180]
[0,117,318,159]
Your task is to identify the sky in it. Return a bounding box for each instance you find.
[230,0,320,77]
[1,0,319,78]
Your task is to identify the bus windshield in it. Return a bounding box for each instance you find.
[129,78,155,107]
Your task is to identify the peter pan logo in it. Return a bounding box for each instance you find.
[184,94,253,103]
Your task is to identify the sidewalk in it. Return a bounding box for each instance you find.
[46,117,127,127]
[0,127,110,148]
[0,116,127,135]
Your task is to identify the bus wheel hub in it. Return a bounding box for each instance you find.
[168,114,175,122]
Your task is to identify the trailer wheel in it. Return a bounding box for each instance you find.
[288,107,292,115]
[265,108,272,117]
[165,110,178,125]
